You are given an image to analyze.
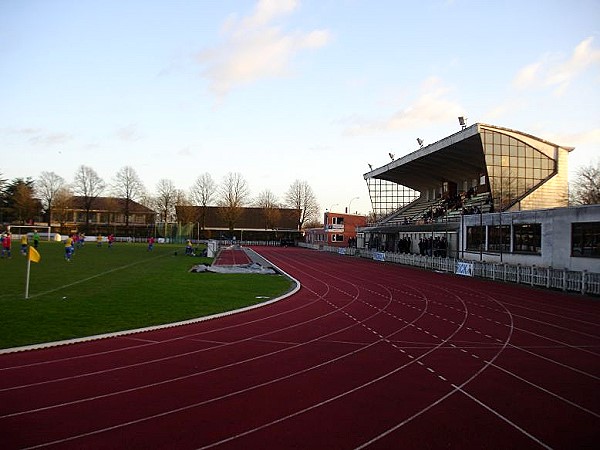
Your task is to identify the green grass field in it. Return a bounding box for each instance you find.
[0,241,294,350]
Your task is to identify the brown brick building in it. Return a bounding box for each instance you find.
[175,205,301,242]
[56,196,156,236]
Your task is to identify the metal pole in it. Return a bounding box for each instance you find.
[445,204,448,258]
[25,257,31,299]
[479,208,483,261]
[430,205,434,266]
[460,213,464,259]
[499,208,503,263]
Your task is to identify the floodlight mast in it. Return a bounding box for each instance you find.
[458,116,467,129]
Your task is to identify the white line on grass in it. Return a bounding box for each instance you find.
[27,253,170,300]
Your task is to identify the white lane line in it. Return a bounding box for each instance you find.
[487,360,600,419]
[451,384,553,450]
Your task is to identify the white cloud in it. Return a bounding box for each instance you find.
[198,0,331,98]
[513,36,600,95]
[115,124,141,142]
[177,146,193,157]
[513,62,542,90]
[344,77,463,135]
[236,0,298,30]
[5,127,73,145]
[547,127,600,149]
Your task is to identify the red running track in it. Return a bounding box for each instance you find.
[212,246,252,266]
[1,246,599,449]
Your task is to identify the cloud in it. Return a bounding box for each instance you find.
[5,127,73,145]
[177,146,193,157]
[344,77,463,135]
[513,36,600,95]
[549,127,600,149]
[115,124,141,142]
[233,0,298,30]
[512,62,542,90]
[197,0,331,98]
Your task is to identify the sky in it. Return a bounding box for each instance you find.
[1,0,599,216]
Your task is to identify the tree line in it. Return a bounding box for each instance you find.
[0,165,321,233]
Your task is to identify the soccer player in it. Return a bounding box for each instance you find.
[108,234,115,249]
[96,234,103,247]
[33,230,40,249]
[20,234,28,255]
[147,236,155,251]
[65,234,74,262]
[1,232,11,258]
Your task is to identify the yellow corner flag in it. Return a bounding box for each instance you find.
[29,246,41,263]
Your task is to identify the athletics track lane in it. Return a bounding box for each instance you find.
[0,246,598,449]
[212,245,251,266]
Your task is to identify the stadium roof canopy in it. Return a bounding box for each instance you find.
[362,123,574,218]
[364,125,484,191]
[363,123,572,193]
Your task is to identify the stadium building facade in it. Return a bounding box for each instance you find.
[358,123,600,272]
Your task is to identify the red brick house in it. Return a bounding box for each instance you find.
[305,212,367,248]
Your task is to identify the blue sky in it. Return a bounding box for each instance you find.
[1,0,599,215]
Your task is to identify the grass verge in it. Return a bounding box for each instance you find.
[0,241,294,349]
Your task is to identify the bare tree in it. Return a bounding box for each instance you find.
[570,160,600,205]
[255,189,281,229]
[35,171,67,226]
[154,179,178,223]
[190,173,217,231]
[284,179,320,230]
[112,166,145,235]
[52,187,74,231]
[72,165,106,232]
[217,172,250,232]
[175,190,197,225]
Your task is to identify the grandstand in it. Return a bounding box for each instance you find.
[357,123,599,272]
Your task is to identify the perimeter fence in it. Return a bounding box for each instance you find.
[298,243,600,296]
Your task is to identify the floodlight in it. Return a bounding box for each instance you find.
[417,138,424,147]
[458,116,467,129]
[368,163,373,170]
[389,152,395,161]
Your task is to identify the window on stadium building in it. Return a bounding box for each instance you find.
[482,130,556,211]
[366,178,418,217]
[488,225,510,253]
[571,222,600,258]
[513,224,541,254]
[332,234,344,242]
[466,226,485,251]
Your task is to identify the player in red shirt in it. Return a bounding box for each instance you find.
[2,232,12,258]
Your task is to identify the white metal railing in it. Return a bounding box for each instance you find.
[298,243,600,296]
